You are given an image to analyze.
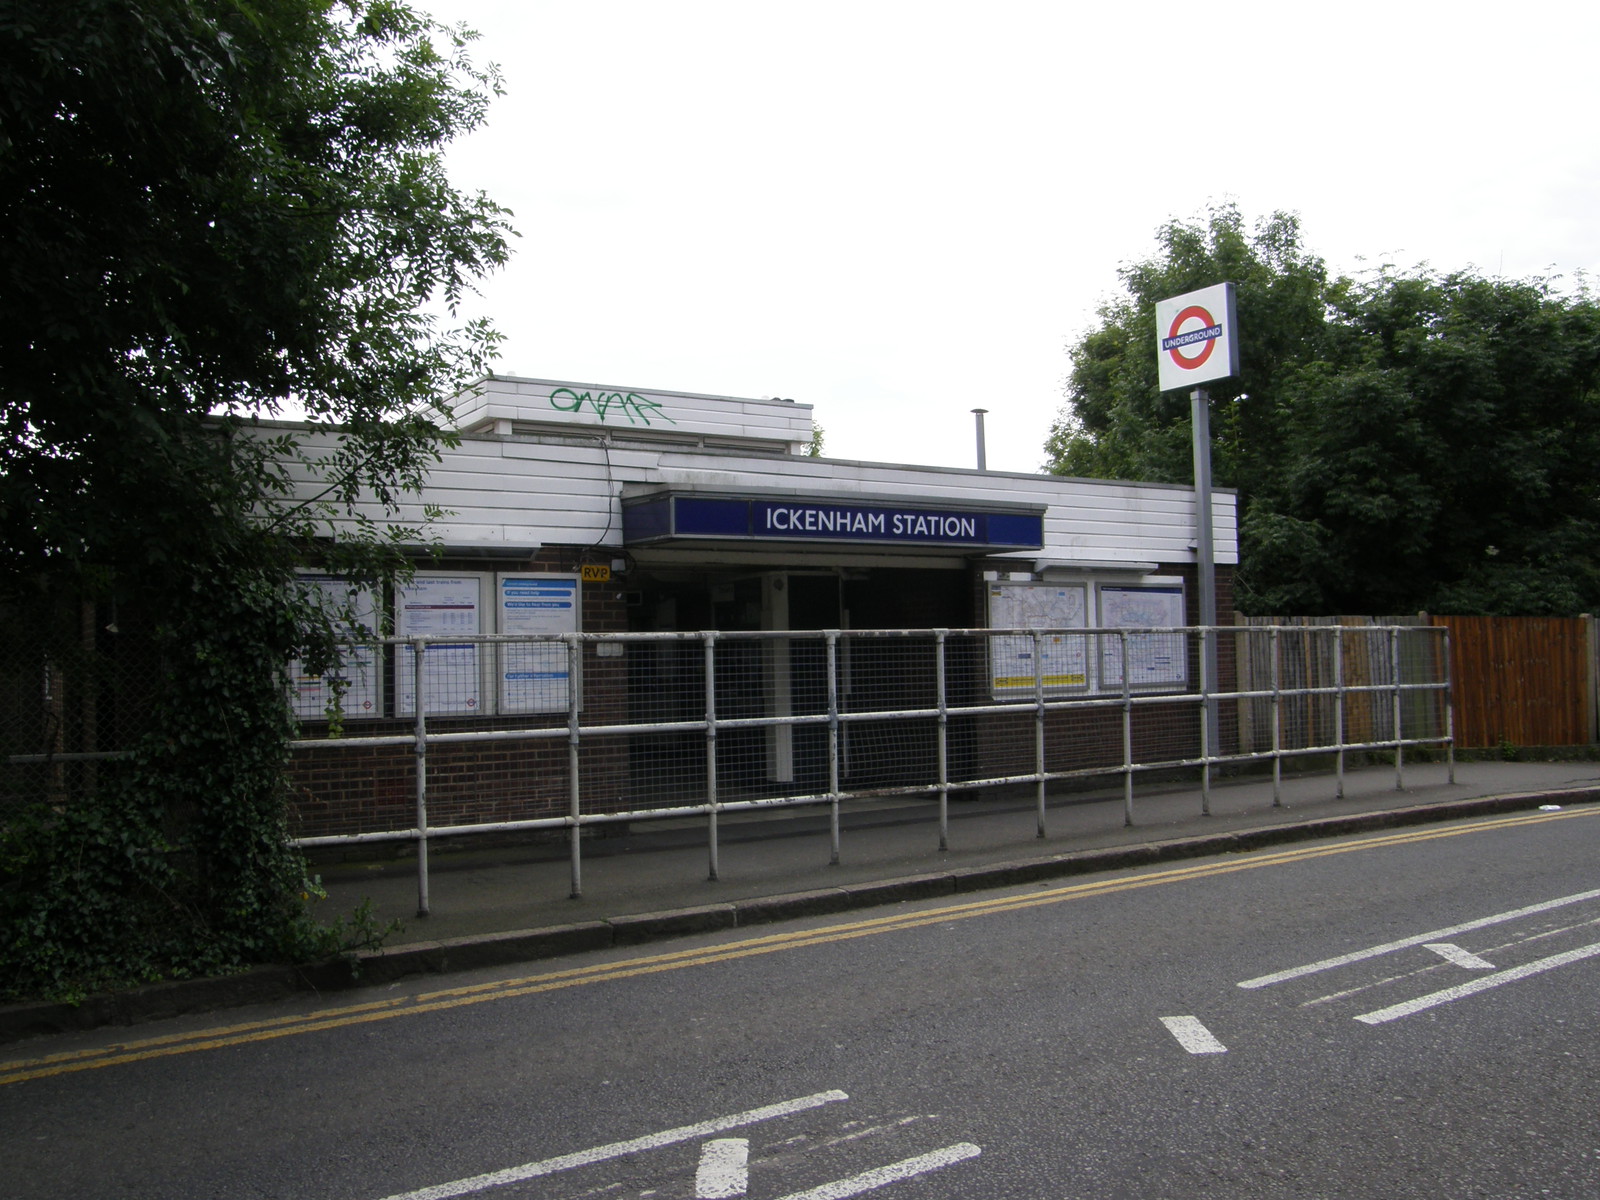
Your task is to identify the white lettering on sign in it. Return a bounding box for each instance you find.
[760,506,978,540]
[764,507,888,534]
[890,513,977,538]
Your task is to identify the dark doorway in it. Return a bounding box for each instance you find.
[784,574,842,790]
[838,568,975,787]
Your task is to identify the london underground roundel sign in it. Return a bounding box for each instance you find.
[1155,282,1239,392]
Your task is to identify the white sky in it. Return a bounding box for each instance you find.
[417,0,1600,474]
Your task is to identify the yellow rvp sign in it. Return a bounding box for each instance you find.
[580,563,611,583]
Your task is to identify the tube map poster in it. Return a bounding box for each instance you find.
[988,582,1088,695]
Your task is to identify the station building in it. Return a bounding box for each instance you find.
[284,375,1238,838]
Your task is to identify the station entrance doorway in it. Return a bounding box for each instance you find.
[625,565,973,802]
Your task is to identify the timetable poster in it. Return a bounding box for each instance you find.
[1098,585,1187,688]
[497,574,579,713]
[286,576,380,722]
[395,575,482,715]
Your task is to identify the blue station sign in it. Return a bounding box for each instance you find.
[624,492,1045,551]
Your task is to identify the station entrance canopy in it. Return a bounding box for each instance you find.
[623,490,1045,552]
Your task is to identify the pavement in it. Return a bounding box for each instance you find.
[5,756,1600,1044]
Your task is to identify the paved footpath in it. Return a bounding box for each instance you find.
[5,758,1599,1042]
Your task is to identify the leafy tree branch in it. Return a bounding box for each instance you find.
[0,0,512,1000]
[1049,205,1600,616]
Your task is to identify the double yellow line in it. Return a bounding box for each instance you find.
[4,806,1594,1087]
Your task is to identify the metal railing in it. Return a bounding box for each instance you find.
[283,624,1454,914]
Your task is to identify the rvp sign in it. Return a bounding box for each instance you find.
[1155,282,1239,392]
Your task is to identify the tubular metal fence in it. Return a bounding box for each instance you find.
[277,624,1453,914]
[0,624,1454,914]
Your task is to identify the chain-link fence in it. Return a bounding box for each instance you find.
[279,625,1452,911]
[0,610,163,824]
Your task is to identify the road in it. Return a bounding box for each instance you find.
[4,805,1600,1199]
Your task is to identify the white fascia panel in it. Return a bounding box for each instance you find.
[453,375,815,448]
[273,419,1236,563]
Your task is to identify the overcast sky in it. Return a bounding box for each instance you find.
[416,1,1600,474]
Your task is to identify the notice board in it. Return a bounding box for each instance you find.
[286,575,380,721]
[988,582,1089,696]
[395,574,483,715]
[497,574,579,713]
[1098,584,1187,688]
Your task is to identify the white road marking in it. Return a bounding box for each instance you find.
[372,1090,848,1200]
[1238,886,1600,988]
[1355,939,1600,1024]
[1301,915,1600,1007]
[815,1116,932,1150]
[768,1143,982,1200]
[1423,942,1495,969]
[696,1138,750,1198]
[1301,976,1414,1009]
[1160,1015,1227,1054]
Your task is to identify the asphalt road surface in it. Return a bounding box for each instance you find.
[5,805,1600,1199]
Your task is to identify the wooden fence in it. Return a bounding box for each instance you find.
[1240,615,1598,750]
[1430,615,1593,748]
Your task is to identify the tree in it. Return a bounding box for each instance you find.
[1250,269,1600,613]
[1048,206,1600,616]
[0,0,512,998]
[1047,204,1331,504]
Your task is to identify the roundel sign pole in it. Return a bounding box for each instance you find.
[1155,282,1239,804]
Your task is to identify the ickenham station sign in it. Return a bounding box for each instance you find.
[622,492,1045,551]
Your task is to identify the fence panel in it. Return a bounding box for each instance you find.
[1432,615,1589,747]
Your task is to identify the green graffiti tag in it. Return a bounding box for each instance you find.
[548,387,676,426]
